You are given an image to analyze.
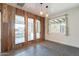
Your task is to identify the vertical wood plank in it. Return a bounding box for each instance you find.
[0,4,1,10]
[1,4,9,52]
[7,5,15,51]
[25,12,28,45]
[40,17,45,42]
[34,15,37,43]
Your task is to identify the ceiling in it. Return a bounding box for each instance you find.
[7,3,79,18]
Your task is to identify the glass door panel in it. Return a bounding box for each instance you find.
[36,20,40,39]
[28,18,34,41]
[15,15,25,44]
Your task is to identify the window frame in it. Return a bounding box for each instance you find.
[48,14,68,35]
[15,15,26,44]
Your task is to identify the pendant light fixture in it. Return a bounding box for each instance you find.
[40,3,43,15]
[46,5,48,17]
[39,3,49,17]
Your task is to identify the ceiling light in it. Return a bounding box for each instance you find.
[46,5,48,17]
[40,11,43,15]
[46,14,48,17]
[59,19,64,21]
[40,3,43,15]
[39,3,49,17]
[54,20,58,22]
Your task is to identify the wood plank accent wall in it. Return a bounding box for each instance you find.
[1,4,9,52]
[16,8,25,16]
[7,5,15,51]
[1,3,45,52]
[1,4,15,52]
[34,15,37,43]
[40,17,45,42]
[0,4,2,53]
[0,4,1,10]
[25,12,28,45]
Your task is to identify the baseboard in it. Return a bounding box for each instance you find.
[45,40,79,49]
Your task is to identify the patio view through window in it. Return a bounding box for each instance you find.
[15,15,25,44]
[36,20,40,39]
[28,18,34,41]
[15,16,41,43]
[49,16,66,34]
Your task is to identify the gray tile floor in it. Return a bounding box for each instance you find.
[1,40,79,56]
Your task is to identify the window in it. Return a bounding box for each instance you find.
[49,15,67,34]
[15,15,25,44]
[28,18,34,41]
[36,20,40,39]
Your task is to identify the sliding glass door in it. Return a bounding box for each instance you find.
[28,18,34,41]
[15,15,25,44]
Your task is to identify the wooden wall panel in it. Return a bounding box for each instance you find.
[1,23,8,52]
[16,8,25,16]
[25,12,28,45]
[1,4,9,52]
[0,3,2,10]
[1,4,15,52]
[10,6,16,50]
[7,5,15,51]
[40,17,45,42]
[34,15,37,43]
[2,4,8,23]
[27,13,34,18]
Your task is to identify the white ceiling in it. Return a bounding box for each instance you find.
[7,3,79,18]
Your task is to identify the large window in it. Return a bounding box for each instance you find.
[49,15,67,35]
[28,18,34,41]
[36,20,40,39]
[15,15,25,44]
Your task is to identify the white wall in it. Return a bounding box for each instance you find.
[0,12,1,52]
[45,6,79,48]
